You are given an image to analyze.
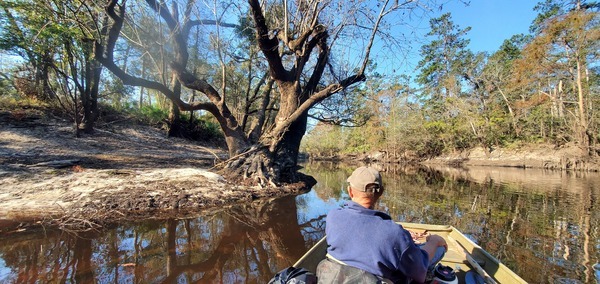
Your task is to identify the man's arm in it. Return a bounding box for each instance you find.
[400,234,447,282]
[420,234,447,263]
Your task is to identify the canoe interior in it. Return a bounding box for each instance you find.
[293,222,527,284]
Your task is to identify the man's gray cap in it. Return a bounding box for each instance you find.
[347,166,382,192]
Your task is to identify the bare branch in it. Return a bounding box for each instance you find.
[248,0,289,80]
[359,0,391,75]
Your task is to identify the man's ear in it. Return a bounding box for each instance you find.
[347,186,354,198]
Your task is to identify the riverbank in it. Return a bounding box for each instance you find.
[315,143,600,172]
[0,108,308,231]
[422,144,600,172]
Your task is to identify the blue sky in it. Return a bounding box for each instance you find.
[438,0,539,53]
[372,0,541,76]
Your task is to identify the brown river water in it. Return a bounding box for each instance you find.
[0,163,598,283]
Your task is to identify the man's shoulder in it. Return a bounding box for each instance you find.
[327,204,393,221]
[326,206,349,220]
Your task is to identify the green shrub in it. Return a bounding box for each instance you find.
[0,95,50,112]
[133,105,169,125]
[182,113,221,138]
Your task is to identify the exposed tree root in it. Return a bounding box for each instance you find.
[217,145,316,190]
[220,147,277,188]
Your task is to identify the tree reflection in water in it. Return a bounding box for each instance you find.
[0,163,598,283]
[0,195,319,283]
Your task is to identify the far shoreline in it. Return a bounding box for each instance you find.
[306,143,600,172]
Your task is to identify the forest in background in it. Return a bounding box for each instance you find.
[0,0,598,169]
[301,1,600,160]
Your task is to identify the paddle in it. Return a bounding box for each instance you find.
[447,237,497,284]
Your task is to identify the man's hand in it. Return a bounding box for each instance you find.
[409,229,429,244]
[420,234,448,264]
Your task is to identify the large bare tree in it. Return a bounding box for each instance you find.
[95,0,437,187]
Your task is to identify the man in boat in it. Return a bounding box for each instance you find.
[318,166,448,283]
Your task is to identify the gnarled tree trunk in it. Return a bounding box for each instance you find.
[95,0,397,188]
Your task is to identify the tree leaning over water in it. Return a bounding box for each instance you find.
[94,0,441,186]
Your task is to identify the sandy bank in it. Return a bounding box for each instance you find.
[0,111,303,229]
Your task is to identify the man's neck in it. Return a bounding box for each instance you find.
[352,198,375,209]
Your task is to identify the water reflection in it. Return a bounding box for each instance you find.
[0,196,318,283]
[422,164,599,284]
[0,163,598,283]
